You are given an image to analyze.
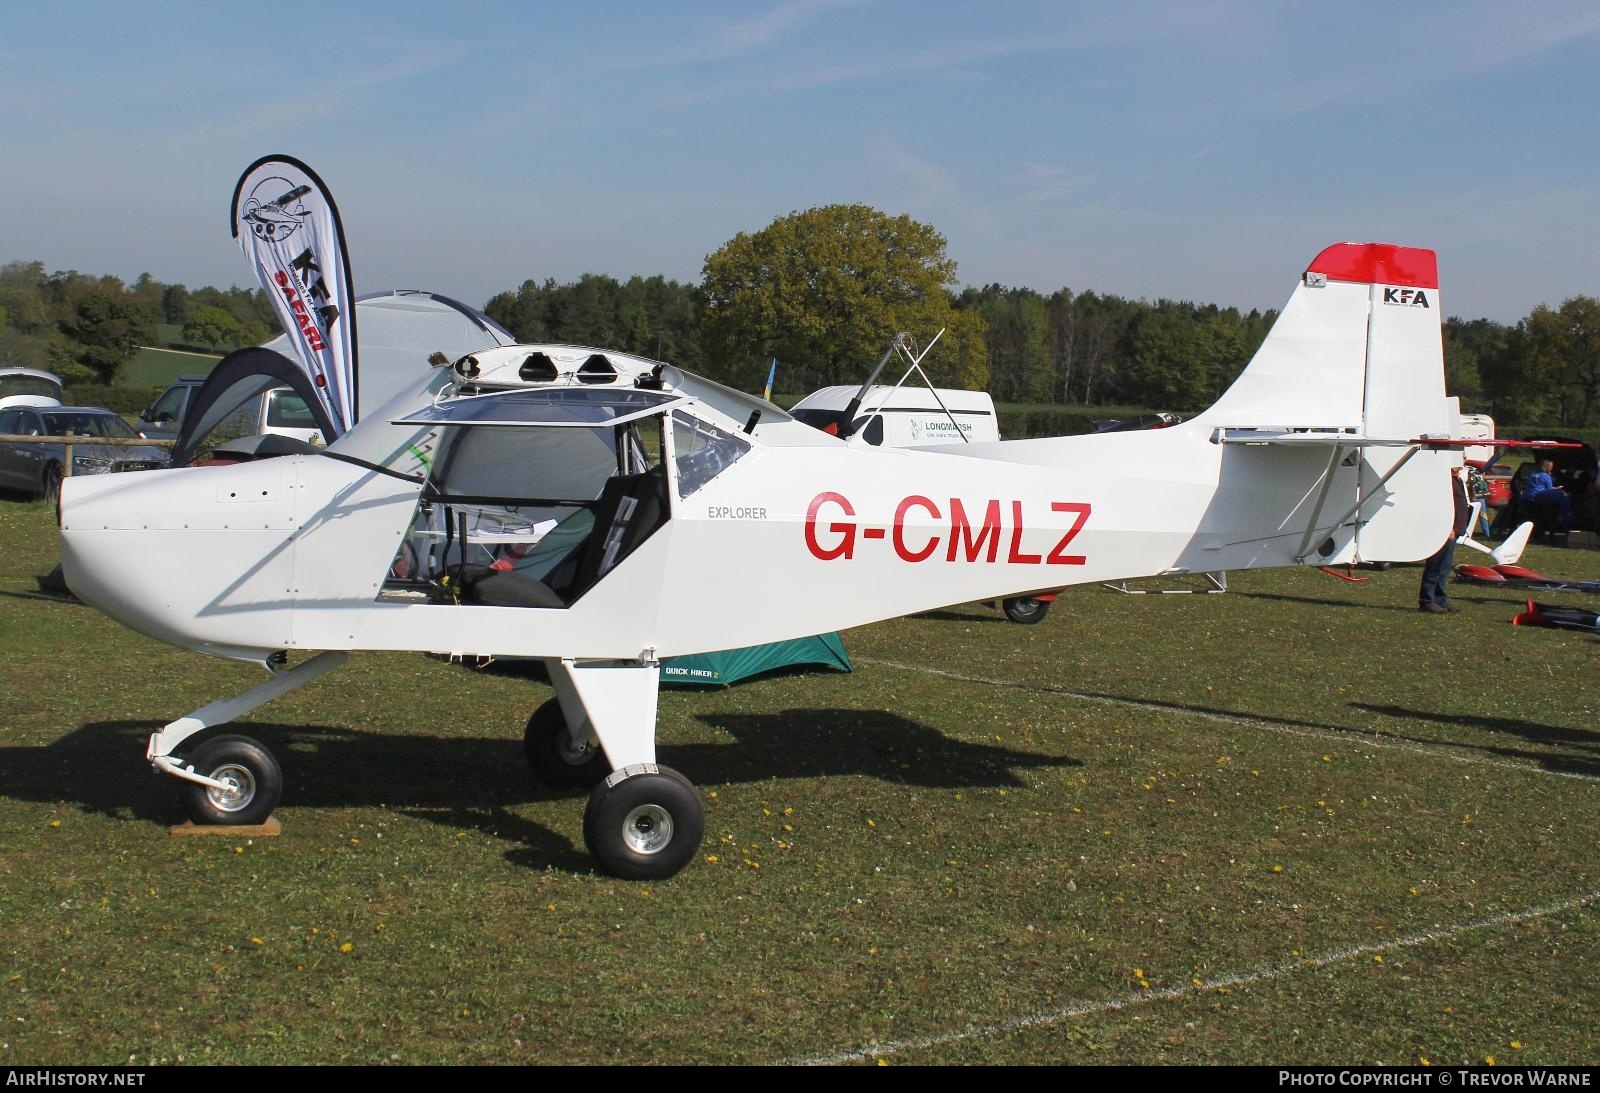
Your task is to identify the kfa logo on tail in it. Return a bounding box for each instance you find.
[1383,287,1430,308]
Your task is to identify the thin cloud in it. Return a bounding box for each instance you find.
[694,0,869,61]
[161,46,471,148]
[1017,162,1097,204]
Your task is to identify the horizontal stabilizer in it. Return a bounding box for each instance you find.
[1215,429,1414,448]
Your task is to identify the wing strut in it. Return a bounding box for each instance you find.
[1293,443,1421,563]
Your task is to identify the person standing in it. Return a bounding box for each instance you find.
[1419,466,1472,614]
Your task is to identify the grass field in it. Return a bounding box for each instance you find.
[0,498,1596,1065]
[122,346,221,390]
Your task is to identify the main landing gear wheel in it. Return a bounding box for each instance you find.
[523,698,609,788]
[1002,596,1050,624]
[178,734,282,826]
[583,765,704,880]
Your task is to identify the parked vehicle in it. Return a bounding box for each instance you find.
[0,405,169,499]
[1488,435,1600,543]
[140,375,321,447]
[790,384,1000,446]
[0,367,63,410]
[1091,412,1182,433]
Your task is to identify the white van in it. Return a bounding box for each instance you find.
[140,375,322,447]
[789,384,1000,447]
[1459,412,1495,466]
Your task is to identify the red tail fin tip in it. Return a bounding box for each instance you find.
[1305,243,1437,290]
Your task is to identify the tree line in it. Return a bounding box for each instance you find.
[5,204,1597,426]
[0,260,278,385]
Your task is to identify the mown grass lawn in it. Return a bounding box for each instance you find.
[0,498,1595,1065]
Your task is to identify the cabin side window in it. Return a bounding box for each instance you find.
[672,411,750,498]
[378,402,673,609]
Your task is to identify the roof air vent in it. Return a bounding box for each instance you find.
[519,352,559,382]
[577,354,618,384]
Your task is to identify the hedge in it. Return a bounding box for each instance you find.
[65,384,163,415]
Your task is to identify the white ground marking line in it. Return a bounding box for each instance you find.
[856,656,1600,785]
[793,889,1600,1066]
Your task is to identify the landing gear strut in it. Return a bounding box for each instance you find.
[548,657,705,879]
[147,651,347,826]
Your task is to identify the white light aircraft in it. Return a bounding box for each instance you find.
[61,242,1465,880]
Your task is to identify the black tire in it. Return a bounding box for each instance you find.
[523,697,608,788]
[40,462,62,503]
[583,766,704,880]
[178,734,283,826]
[1002,596,1050,624]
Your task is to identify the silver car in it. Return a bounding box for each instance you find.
[0,405,169,499]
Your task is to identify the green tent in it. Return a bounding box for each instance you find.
[660,633,851,688]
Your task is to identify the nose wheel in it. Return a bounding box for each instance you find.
[582,765,704,880]
[178,734,283,826]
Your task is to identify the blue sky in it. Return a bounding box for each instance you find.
[2,1,1597,321]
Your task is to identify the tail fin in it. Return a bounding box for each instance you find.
[1195,243,1459,565]
[1193,243,1454,436]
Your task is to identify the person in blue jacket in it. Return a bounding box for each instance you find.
[1520,457,1572,539]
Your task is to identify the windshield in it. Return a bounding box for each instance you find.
[42,412,137,439]
[0,374,62,400]
[265,389,316,429]
[325,370,453,479]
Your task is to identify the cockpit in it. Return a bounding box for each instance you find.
[376,386,752,609]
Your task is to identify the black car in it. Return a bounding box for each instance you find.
[1488,435,1600,542]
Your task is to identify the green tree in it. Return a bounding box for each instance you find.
[1123,305,1209,410]
[955,285,1048,403]
[701,204,987,392]
[182,305,243,349]
[1044,290,1134,405]
[0,260,53,336]
[1442,316,1499,408]
[57,288,156,383]
[554,273,622,348]
[485,278,555,343]
[161,283,192,326]
[1547,297,1600,426]
[483,274,704,369]
[1201,313,1248,402]
[1523,304,1577,424]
